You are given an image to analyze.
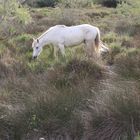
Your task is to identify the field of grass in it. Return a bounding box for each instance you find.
[0,0,140,140]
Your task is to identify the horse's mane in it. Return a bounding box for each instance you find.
[37,25,66,40]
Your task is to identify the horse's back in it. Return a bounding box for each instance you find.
[55,25,67,28]
[50,24,98,35]
[77,24,99,32]
[76,24,99,40]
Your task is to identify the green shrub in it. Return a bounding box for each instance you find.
[93,0,123,8]
[60,0,92,8]
[36,0,60,7]
[56,9,79,26]
[11,34,33,53]
[105,43,123,65]
[13,34,33,43]
[0,0,31,38]
[103,32,118,43]
[52,58,104,89]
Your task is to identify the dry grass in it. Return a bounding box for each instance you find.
[114,49,140,79]
[81,78,140,140]
[0,57,105,139]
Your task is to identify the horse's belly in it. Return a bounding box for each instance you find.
[65,38,83,47]
[63,30,84,47]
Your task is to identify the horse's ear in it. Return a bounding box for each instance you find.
[37,39,39,43]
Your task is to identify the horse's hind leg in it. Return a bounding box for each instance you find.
[85,40,96,58]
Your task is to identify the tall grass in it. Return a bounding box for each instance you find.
[0,0,140,139]
[0,58,104,139]
[82,79,140,140]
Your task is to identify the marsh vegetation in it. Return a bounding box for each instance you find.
[0,0,140,139]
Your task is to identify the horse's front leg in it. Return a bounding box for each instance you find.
[58,44,66,57]
[58,44,66,62]
[53,46,59,60]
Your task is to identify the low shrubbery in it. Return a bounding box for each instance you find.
[0,0,31,39]
[36,0,60,7]
[26,0,61,7]
[114,48,140,79]
[26,0,92,8]
[103,32,118,43]
[93,0,127,8]
[0,58,104,139]
[97,0,120,8]
[25,0,126,8]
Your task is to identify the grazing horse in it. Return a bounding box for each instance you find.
[32,24,109,59]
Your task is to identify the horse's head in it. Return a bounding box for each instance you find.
[32,38,42,59]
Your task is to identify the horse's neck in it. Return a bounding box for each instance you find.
[39,35,50,47]
[38,27,55,47]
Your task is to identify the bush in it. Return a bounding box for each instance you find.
[94,0,123,8]
[60,0,92,8]
[0,0,31,38]
[103,32,118,43]
[115,21,140,36]
[83,79,140,140]
[114,48,140,79]
[56,9,80,26]
[27,0,93,8]
[51,59,104,89]
[36,0,60,7]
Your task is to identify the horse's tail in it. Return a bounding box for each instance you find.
[95,28,101,54]
[100,41,109,53]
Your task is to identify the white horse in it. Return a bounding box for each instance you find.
[32,24,109,59]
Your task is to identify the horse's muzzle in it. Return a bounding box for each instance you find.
[32,56,37,59]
